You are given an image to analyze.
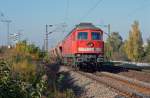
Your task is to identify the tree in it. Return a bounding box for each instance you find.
[146,38,150,54]
[124,21,144,61]
[105,32,123,60]
[124,31,134,60]
[106,32,123,52]
[144,37,150,62]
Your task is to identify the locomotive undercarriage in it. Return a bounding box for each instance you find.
[63,54,104,70]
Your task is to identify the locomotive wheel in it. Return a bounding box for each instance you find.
[95,62,102,71]
[63,57,68,65]
[74,64,79,71]
[71,63,79,71]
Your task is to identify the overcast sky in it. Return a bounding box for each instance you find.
[0,0,150,48]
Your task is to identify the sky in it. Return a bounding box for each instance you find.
[0,0,150,48]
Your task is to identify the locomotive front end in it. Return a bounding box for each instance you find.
[75,28,104,66]
[61,23,104,69]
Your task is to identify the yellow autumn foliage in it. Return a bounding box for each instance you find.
[124,21,144,61]
[12,59,36,81]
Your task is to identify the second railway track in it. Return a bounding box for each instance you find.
[76,70,150,98]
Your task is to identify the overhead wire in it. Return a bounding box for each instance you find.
[51,0,69,47]
[64,0,104,37]
[76,0,103,24]
[58,0,69,36]
[125,0,150,39]
[128,0,150,17]
[63,0,69,33]
[65,0,69,22]
[64,0,149,42]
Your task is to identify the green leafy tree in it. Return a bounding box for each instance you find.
[105,32,123,60]
[144,37,150,62]
[146,38,150,53]
[106,32,123,52]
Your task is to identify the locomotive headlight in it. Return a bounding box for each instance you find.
[98,54,103,57]
[95,48,102,52]
[76,54,81,57]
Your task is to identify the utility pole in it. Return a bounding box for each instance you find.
[44,23,67,52]
[45,24,53,52]
[0,12,12,47]
[1,20,12,47]
[10,32,21,43]
[107,24,111,60]
[97,24,111,36]
[97,24,111,60]
[17,30,23,42]
[7,20,11,46]
[45,24,48,52]
[108,24,110,35]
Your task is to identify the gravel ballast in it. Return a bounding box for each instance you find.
[59,66,119,98]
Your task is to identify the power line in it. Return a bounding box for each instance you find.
[128,0,150,17]
[124,0,150,40]
[76,0,103,23]
[0,12,12,47]
[64,0,103,35]
[44,23,67,51]
[65,0,69,22]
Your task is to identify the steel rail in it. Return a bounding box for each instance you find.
[76,71,150,98]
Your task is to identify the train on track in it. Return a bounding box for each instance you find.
[50,23,104,69]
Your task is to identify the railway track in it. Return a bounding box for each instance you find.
[76,71,150,98]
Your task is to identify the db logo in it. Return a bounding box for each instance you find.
[87,42,94,47]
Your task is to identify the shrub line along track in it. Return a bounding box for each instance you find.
[70,69,150,98]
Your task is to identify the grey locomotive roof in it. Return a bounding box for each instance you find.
[76,23,100,30]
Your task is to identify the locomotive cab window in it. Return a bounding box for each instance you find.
[92,32,101,40]
[78,32,88,40]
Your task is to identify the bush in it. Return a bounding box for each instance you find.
[12,59,36,82]
[0,60,26,98]
[0,59,47,98]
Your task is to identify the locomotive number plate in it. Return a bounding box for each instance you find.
[78,47,101,52]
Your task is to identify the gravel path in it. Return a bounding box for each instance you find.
[59,66,119,98]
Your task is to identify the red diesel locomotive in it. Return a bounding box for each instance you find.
[50,23,104,69]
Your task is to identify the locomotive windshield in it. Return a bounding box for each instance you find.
[78,32,88,40]
[92,32,101,40]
